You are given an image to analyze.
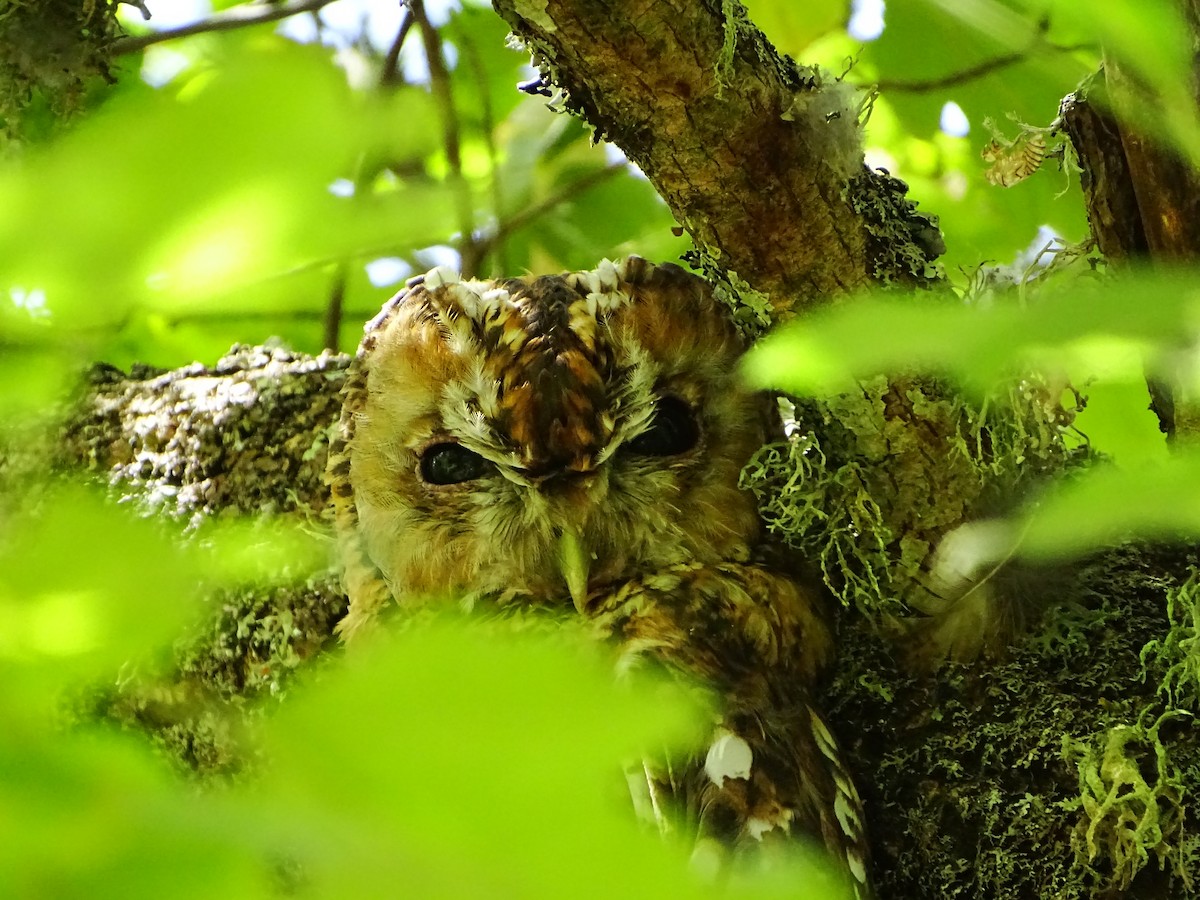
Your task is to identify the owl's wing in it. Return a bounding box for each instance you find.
[595,563,872,898]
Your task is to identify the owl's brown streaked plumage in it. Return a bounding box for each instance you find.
[326,257,871,896]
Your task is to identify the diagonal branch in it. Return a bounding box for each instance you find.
[490,0,942,313]
[111,0,341,55]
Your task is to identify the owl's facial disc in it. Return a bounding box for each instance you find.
[346,257,767,609]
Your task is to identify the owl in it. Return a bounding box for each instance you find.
[326,256,871,897]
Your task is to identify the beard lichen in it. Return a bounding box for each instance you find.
[1141,568,1200,711]
[740,407,895,616]
[742,370,1074,624]
[1062,712,1194,892]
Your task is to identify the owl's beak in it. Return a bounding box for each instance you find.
[556,527,591,614]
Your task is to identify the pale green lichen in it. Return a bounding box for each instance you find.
[741,366,1075,624]
[1141,568,1200,711]
[740,396,899,617]
[1061,713,1193,891]
[847,169,945,286]
[685,249,772,339]
[512,0,556,33]
[715,0,742,95]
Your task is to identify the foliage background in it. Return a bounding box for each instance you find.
[3,0,1200,896]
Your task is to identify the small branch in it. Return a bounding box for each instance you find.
[378,8,416,89]
[453,22,506,276]
[409,0,477,276]
[875,42,1093,94]
[323,265,347,352]
[460,161,625,276]
[112,0,342,55]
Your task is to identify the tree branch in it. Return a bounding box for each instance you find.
[491,0,917,313]
[409,0,478,278]
[111,0,342,55]
[875,42,1094,94]
[378,7,416,89]
[460,161,625,277]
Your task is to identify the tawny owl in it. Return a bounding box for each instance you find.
[326,256,871,897]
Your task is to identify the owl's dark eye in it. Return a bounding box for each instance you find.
[624,396,700,456]
[420,442,490,485]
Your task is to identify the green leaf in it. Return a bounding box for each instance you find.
[1021,453,1200,559]
[0,38,446,332]
[0,485,205,695]
[0,728,271,900]
[743,268,1200,399]
[741,1,847,57]
[1073,378,1166,466]
[259,621,719,899]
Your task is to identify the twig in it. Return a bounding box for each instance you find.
[323,264,347,352]
[462,161,626,275]
[452,22,505,277]
[378,7,416,89]
[409,0,476,276]
[875,42,1093,94]
[111,0,342,55]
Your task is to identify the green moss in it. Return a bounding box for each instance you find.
[829,545,1200,898]
[83,575,346,778]
[830,547,1200,897]
[0,0,126,145]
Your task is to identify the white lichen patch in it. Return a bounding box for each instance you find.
[513,0,557,33]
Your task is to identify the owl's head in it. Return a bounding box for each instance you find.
[329,257,770,637]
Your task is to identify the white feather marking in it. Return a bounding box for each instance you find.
[447,282,481,319]
[847,848,868,885]
[834,789,861,836]
[423,265,459,290]
[704,730,753,785]
[587,289,630,314]
[480,286,510,311]
[809,707,841,763]
[746,816,779,840]
[596,257,619,292]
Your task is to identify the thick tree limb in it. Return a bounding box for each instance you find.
[491,0,943,313]
[1059,60,1200,444]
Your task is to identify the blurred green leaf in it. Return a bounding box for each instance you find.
[0,37,447,336]
[0,485,203,691]
[744,269,1199,406]
[0,347,73,425]
[1073,378,1166,465]
[1021,453,1200,559]
[742,1,847,57]
[193,517,329,584]
[260,621,713,898]
[864,0,1093,140]
[0,728,271,899]
[256,620,836,900]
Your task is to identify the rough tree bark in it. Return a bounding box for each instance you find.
[19,1,1200,898]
